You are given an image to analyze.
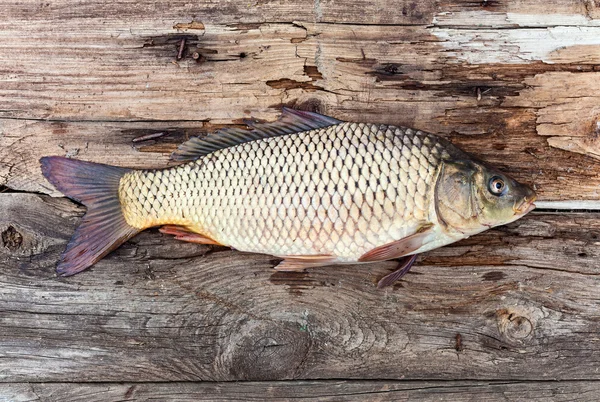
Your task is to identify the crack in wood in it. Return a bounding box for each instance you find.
[8,380,600,400]
[265,78,323,91]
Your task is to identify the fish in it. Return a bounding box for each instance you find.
[40,108,536,287]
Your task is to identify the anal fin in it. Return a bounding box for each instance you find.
[159,225,223,245]
[274,255,337,272]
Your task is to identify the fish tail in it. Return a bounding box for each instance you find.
[40,156,141,276]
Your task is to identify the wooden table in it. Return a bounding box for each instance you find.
[1,0,600,400]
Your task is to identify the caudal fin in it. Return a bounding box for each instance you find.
[40,156,140,276]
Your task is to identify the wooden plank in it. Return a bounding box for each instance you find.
[3,15,600,125]
[1,0,596,28]
[2,1,600,201]
[2,380,600,401]
[0,0,440,26]
[536,201,600,210]
[3,106,600,203]
[2,193,600,382]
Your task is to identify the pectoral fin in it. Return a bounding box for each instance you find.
[274,255,337,272]
[358,224,433,262]
[377,254,418,289]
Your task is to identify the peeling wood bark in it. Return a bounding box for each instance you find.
[3,380,600,401]
[1,193,600,382]
[504,72,600,162]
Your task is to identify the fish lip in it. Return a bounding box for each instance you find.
[522,202,536,214]
[514,196,537,215]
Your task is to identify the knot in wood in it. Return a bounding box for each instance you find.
[2,225,23,251]
[229,321,311,380]
[496,308,534,342]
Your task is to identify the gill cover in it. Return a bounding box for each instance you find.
[435,160,479,232]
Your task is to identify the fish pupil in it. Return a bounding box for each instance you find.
[489,176,506,195]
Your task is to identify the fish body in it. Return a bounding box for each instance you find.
[41,109,536,281]
[121,122,455,262]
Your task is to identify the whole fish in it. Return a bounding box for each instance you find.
[41,108,536,287]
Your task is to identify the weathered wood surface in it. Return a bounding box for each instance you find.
[2,193,600,383]
[2,0,600,398]
[3,380,600,401]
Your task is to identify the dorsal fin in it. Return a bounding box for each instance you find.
[171,108,342,162]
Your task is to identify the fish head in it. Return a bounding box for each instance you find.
[435,159,536,235]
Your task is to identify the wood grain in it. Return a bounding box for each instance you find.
[3,380,600,401]
[2,193,600,382]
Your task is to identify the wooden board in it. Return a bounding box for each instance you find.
[2,0,600,202]
[3,380,600,401]
[2,193,600,382]
[3,117,600,203]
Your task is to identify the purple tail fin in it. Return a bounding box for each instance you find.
[40,156,140,276]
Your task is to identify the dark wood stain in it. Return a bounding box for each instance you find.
[454,333,463,352]
[482,271,507,281]
[304,65,323,80]
[266,79,324,92]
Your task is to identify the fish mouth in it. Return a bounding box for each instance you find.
[514,195,537,215]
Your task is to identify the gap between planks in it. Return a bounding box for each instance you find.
[535,201,600,211]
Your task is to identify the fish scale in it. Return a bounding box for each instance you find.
[118,122,451,262]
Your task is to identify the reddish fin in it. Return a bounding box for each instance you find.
[159,225,222,245]
[40,156,140,276]
[359,224,433,262]
[171,108,342,162]
[159,225,193,236]
[377,255,418,289]
[274,255,337,272]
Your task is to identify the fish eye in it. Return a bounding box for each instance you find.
[488,176,506,196]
